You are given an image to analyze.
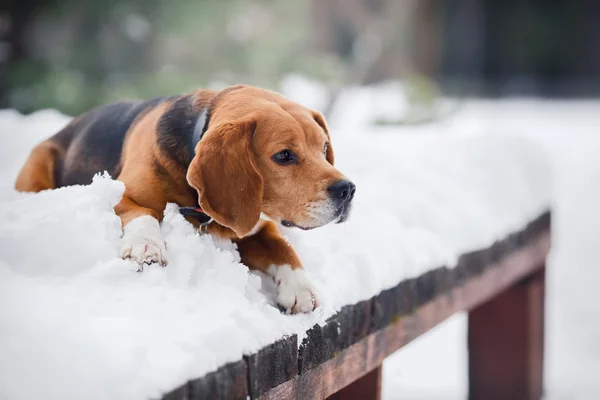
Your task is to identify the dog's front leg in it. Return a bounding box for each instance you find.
[115,195,167,268]
[236,221,319,313]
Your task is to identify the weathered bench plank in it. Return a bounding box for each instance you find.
[162,211,550,400]
[261,228,550,399]
[328,365,382,400]
[245,335,298,398]
[161,360,248,400]
[469,268,545,400]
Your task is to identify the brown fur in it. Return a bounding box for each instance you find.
[15,140,62,192]
[187,119,263,238]
[236,221,302,272]
[15,85,348,291]
[115,103,171,226]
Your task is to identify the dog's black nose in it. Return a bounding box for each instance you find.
[328,180,356,203]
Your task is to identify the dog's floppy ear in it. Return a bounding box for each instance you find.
[187,120,263,237]
[312,111,334,165]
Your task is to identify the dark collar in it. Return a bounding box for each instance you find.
[180,107,212,226]
[190,107,209,155]
[179,206,213,226]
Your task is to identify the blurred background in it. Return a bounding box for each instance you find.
[2,1,600,399]
[2,0,599,115]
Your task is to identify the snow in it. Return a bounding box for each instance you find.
[0,83,552,400]
[380,100,600,399]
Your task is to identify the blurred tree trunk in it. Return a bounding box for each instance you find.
[411,0,441,78]
[311,0,442,81]
[0,0,44,107]
[310,0,442,116]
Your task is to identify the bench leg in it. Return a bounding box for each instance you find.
[328,365,382,400]
[468,266,545,400]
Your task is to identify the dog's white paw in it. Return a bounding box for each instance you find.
[120,216,167,269]
[120,239,167,268]
[270,265,319,314]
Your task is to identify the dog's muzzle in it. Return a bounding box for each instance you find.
[327,180,356,223]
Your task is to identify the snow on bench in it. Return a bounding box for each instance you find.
[0,105,551,400]
[164,213,549,399]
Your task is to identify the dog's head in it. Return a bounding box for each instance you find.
[186,86,355,238]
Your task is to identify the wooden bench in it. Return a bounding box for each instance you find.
[162,211,551,400]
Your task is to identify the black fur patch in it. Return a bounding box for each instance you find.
[156,95,205,167]
[59,96,173,186]
[152,156,172,182]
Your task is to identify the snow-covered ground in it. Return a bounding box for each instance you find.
[379,99,600,400]
[0,80,557,400]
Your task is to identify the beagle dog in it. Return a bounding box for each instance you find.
[15,85,356,314]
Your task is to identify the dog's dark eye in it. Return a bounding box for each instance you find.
[272,150,296,165]
[323,143,329,156]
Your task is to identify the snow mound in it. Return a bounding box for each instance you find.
[0,101,551,400]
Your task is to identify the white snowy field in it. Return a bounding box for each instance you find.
[0,80,556,400]
[377,99,600,400]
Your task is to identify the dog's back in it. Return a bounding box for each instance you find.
[15,96,171,192]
